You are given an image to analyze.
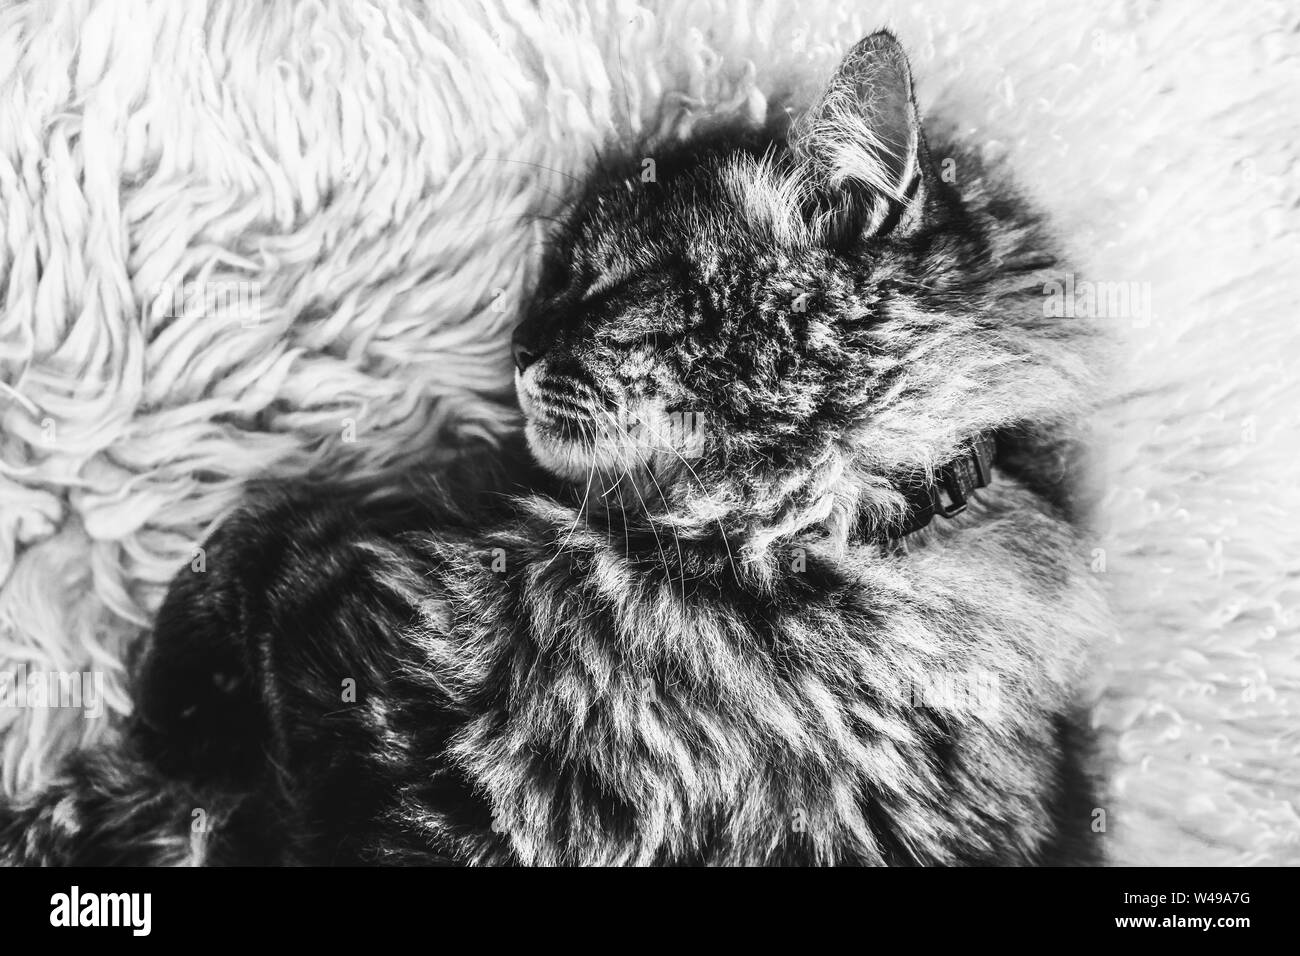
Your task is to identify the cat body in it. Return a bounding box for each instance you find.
[409,473,1105,866]
[0,32,1108,866]
[4,460,1100,866]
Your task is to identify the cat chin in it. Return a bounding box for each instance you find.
[524,420,646,482]
[524,421,594,480]
[524,419,680,490]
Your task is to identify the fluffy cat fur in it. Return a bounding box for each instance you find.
[0,32,1107,866]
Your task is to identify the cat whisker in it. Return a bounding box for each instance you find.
[611,413,688,609]
[532,386,593,416]
[595,406,675,595]
[617,471,631,561]
[476,212,570,232]
[615,27,633,139]
[636,417,741,587]
[545,458,596,570]
[642,465,688,609]
[463,156,584,186]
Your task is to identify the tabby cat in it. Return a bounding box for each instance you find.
[1,31,1107,866]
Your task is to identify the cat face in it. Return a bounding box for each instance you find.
[513,32,1017,532]
[515,137,867,485]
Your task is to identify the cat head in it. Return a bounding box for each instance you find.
[514,31,1087,555]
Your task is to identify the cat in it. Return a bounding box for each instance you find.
[1,30,1108,866]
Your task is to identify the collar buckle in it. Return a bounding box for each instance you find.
[933,474,970,519]
[890,434,997,541]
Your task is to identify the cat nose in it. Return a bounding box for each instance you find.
[511,324,543,372]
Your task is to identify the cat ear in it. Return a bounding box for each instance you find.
[791,31,933,243]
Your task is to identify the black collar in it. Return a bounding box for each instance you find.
[890,435,996,539]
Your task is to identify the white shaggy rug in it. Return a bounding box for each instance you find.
[1,0,1297,866]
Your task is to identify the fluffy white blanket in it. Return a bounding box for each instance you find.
[1,0,1296,865]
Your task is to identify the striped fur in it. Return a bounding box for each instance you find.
[1,32,1108,866]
